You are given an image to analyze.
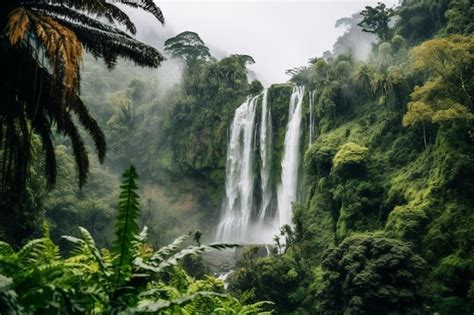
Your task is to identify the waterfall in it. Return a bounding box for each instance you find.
[216,95,258,242]
[276,86,305,227]
[258,89,272,222]
[309,90,316,145]
[216,86,305,243]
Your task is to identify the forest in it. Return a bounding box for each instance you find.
[0,0,473,314]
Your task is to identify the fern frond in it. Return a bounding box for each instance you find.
[17,239,47,269]
[132,292,225,313]
[113,165,141,271]
[0,241,14,256]
[149,234,190,263]
[135,243,238,274]
[155,244,238,273]
[131,226,149,261]
[78,227,111,276]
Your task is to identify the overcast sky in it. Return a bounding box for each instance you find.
[130,0,399,86]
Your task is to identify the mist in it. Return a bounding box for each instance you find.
[126,0,398,86]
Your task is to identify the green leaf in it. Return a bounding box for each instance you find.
[113,165,141,272]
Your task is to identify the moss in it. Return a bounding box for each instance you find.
[385,204,428,242]
[332,142,368,168]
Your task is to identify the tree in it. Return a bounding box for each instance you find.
[353,64,374,95]
[403,101,434,151]
[444,0,474,35]
[394,0,448,44]
[357,2,395,41]
[217,55,254,89]
[315,235,426,314]
[164,31,211,68]
[410,35,473,111]
[0,0,165,244]
[403,35,474,144]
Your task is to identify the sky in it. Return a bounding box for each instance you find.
[129,0,399,86]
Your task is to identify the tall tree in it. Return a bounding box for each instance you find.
[0,0,165,245]
[357,2,395,41]
[164,31,211,68]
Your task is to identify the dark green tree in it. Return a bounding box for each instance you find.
[164,31,211,68]
[357,2,395,41]
[315,235,426,314]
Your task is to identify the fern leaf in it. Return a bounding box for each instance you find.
[131,226,148,256]
[132,292,225,313]
[135,242,238,274]
[149,233,190,263]
[17,239,47,269]
[78,227,111,276]
[113,165,141,271]
[0,241,14,256]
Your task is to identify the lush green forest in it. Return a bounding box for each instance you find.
[1,0,473,314]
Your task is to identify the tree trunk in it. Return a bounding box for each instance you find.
[422,121,428,152]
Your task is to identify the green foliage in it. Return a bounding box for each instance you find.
[0,167,270,314]
[315,235,426,314]
[357,2,395,41]
[395,0,448,44]
[164,31,211,68]
[114,165,141,271]
[332,142,368,168]
[444,0,474,35]
[229,254,304,313]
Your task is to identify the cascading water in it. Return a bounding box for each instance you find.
[216,95,258,243]
[216,86,305,244]
[309,90,316,145]
[258,89,273,222]
[276,86,305,227]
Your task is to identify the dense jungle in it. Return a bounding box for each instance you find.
[0,0,473,314]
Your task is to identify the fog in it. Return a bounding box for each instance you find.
[127,0,398,86]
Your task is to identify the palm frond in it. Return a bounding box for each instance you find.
[43,0,137,34]
[60,20,164,68]
[62,111,89,187]
[30,3,134,38]
[116,0,165,24]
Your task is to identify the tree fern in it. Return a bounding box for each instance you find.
[113,165,140,272]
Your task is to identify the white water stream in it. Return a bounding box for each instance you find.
[216,86,305,243]
[215,95,258,242]
[309,89,316,145]
[276,86,305,227]
[258,89,273,223]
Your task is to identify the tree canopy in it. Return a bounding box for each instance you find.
[164,31,211,68]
